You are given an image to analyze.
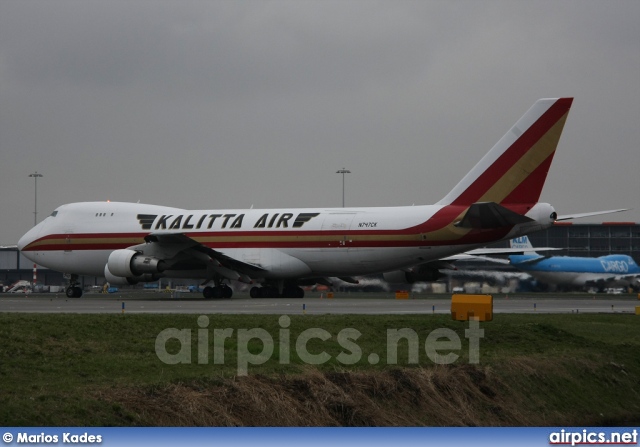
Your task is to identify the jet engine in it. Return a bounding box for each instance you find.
[103,264,160,285]
[104,265,139,285]
[106,249,167,278]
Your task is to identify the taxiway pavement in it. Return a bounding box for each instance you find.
[0,293,637,315]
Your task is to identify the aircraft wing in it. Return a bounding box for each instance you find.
[138,232,267,282]
[445,246,560,263]
[136,233,360,288]
[442,253,512,264]
[581,273,640,290]
[444,247,560,265]
[601,273,640,282]
[463,247,563,255]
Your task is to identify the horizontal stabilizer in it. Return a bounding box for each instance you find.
[556,208,629,221]
[455,202,533,229]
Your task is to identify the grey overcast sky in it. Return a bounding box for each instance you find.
[1,0,638,244]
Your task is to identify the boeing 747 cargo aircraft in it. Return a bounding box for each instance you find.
[18,97,622,298]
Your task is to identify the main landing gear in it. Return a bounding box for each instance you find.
[250,285,304,298]
[65,274,83,298]
[202,284,233,299]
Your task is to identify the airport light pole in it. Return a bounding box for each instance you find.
[336,168,351,207]
[29,171,43,226]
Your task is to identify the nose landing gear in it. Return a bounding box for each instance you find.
[65,274,83,298]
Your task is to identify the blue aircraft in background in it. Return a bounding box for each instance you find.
[500,236,640,291]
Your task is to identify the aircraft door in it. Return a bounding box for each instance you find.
[321,212,356,247]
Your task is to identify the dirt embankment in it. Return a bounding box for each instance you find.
[97,363,574,426]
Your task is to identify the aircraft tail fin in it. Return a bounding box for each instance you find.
[510,236,538,255]
[437,98,573,207]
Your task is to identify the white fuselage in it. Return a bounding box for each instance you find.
[18,201,555,281]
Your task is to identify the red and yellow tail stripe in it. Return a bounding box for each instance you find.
[449,97,573,207]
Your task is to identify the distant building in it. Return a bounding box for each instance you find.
[493,222,640,258]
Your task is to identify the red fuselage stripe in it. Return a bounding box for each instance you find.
[23,227,513,251]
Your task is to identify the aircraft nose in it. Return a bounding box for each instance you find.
[18,224,42,252]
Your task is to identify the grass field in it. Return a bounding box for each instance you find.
[1,312,639,426]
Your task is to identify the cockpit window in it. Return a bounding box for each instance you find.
[50,211,58,217]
